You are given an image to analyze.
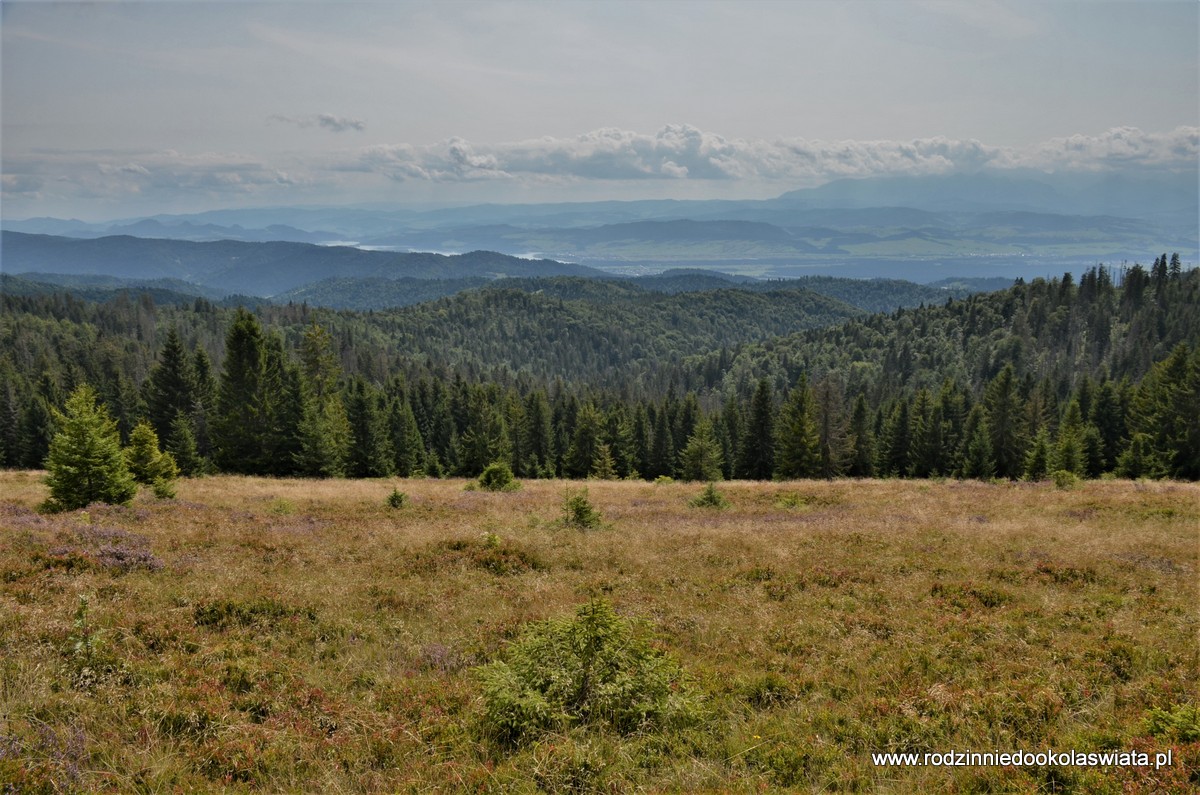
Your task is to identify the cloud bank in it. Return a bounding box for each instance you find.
[356,125,1200,184]
[3,126,1196,216]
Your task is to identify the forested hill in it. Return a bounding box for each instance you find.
[0,231,602,295]
[693,262,1199,402]
[0,281,862,397]
[1,256,1195,481]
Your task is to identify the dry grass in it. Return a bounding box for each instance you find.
[1,472,1197,792]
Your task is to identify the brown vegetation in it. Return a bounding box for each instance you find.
[1,471,1196,792]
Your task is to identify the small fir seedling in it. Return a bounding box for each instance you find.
[690,482,730,509]
[386,488,408,509]
[562,487,602,530]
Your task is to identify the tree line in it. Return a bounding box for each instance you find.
[1,256,1196,482]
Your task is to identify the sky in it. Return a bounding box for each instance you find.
[2,0,1198,221]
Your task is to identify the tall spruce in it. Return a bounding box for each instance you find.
[145,327,196,444]
[346,377,395,478]
[983,364,1026,479]
[775,373,821,479]
[679,417,724,482]
[213,309,269,474]
[737,378,775,480]
[295,323,351,477]
[847,393,875,477]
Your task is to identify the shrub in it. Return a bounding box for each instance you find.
[562,487,602,530]
[478,461,520,492]
[690,482,730,509]
[476,599,700,746]
[386,488,408,508]
[1052,469,1080,490]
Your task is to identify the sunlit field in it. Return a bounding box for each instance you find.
[1,471,1196,793]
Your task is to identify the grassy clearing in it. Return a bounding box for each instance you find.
[1,471,1197,792]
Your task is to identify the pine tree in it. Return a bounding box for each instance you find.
[907,388,940,478]
[263,339,305,476]
[679,418,724,482]
[295,392,350,478]
[44,384,137,511]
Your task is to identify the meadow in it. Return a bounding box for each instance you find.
[1,471,1196,793]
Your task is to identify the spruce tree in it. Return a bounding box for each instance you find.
[44,384,137,511]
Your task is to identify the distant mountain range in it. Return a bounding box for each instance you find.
[3,171,1194,283]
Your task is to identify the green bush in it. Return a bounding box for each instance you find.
[476,600,700,747]
[1052,469,1080,490]
[386,488,408,508]
[689,482,730,509]
[562,487,602,530]
[1142,703,1200,742]
[478,461,520,492]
